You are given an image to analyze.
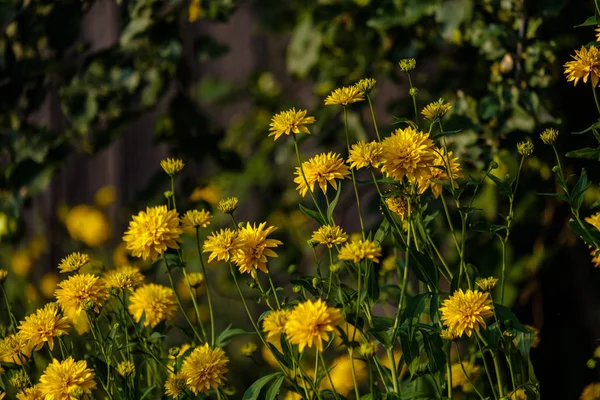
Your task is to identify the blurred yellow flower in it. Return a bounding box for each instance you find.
[450,361,480,391]
[29,235,46,259]
[160,158,184,175]
[294,152,350,197]
[240,342,258,357]
[0,333,29,365]
[11,248,32,277]
[421,99,452,120]
[380,127,436,183]
[269,108,316,141]
[564,45,600,87]
[165,372,187,398]
[581,383,600,400]
[113,242,130,268]
[417,149,462,198]
[232,222,282,277]
[354,78,376,94]
[55,274,109,318]
[18,303,69,352]
[324,86,365,106]
[203,228,238,263]
[181,343,229,395]
[129,283,178,328]
[64,204,111,247]
[311,224,348,248]
[116,360,135,377]
[123,206,182,261]
[285,299,343,352]
[58,252,90,273]
[188,0,203,22]
[398,58,416,72]
[262,309,290,343]
[16,384,43,400]
[94,185,116,208]
[321,355,367,396]
[218,197,239,214]
[347,141,382,170]
[540,128,559,145]
[475,277,498,292]
[338,239,382,263]
[0,269,7,284]
[190,184,221,204]
[440,289,494,337]
[181,209,213,229]
[385,195,410,220]
[38,357,96,400]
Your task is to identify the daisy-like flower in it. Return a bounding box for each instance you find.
[0,333,29,365]
[128,283,178,328]
[354,78,376,94]
[338,239,382,263]
[18,303,70,352]
[268,108,316,141]
[262,309,290,342]
[181,343,229,395]
[475,277,498,292]
[186,272,204,288]
[181,209,213,229]
[232,222,282,277]
[421,99,452,121]
[103,266,145,291]
[55,273,109,317]
[324,86,365,106]
[586,212,600,231]
[564,45,600,87]
[311,224,348,248]
[440,289,494,337]
[417,149,462,198]
[347,141,383,170]
[123,205,183,261]
[581,383,600,400]
[160,158,184,175]
[385,195,410,220]
[517,140,534,157]
[165,373,187,398]
[116,360,135,377]
[16,384,43,400]
[294,152,351,197]
[379,127,436,182]
[218,197,239,214]
[398,58,416,72]
[57,252,90,273]
[285,299,344,352]
[540,128,559,145]
[38,357,96,400]
[203,228,238,263]
[450,361,480,391]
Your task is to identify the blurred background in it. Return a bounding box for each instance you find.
[1,0,599,397]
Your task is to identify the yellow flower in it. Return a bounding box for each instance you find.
[203,228,238,263]
[359,342,378,358]
[450,361,479,391]
[123,205,183,261]
[398,58,416,72]
[385,195,410,220]
[94,185,116,208]
[165,373,187,398]
[112,242,130,268]
[190,184,220,204]
[417,149,462,198]
[581,383,600,400]
[55,273,109,317]
[324,86,365,106]
[10,370,30,391]
[587,213,600,231]
[262,309,290,343]
[508,388,528,399]
[475,277,498,292]
[160,158,184,175]
[181,343,229,395]
[354,78,376,94]
[597,27,600,43]
[347,141,383,170]
[321,355,367,396]
[39,357,96,400]
[564,45,600,87]
[517,140,534,157]
[128,283,178,328]
[540,128,559,145]
[58,252,90,273]
[284,392,303,400]
[39,272,60,298]
[218,197,239,214]
[294,152,351,197]
[0,333,29,365]
[0,269,7,284]
[181,209,213,229]
[440,289,494,337]
[16,384,43,400]
[64,204,111,247]
[116,360,135,377]
[104,266,145,290]
[232,222,282,277]
[240,342,258,357]
[269,108,316,141]
[440,329,459,341]
[338,239,382,263]
[285,299,343,352]
[186,272,205,288]
[188,0,202,22]
[421,99,452,120]
[379,127,436,182]
[11,248,32,277]
[311,225,348,248]
[18,303,70,352]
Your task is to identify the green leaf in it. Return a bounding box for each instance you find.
[420,329,446,374]
[569,218,600,248]
[215,325,255,347]
[592,199,600,209]
[575,15,597,27]
[374,219,390,246]
[487,173,512,197]
[409,248,439,288]
[402,293,432,341]
[139,386,156,399]
[327,182,342,223]
[298,204,326,226]
[242,372,283,400]
[265,374,285,400]
[566,147,600,160]
[398,329,422,377]
[366,261,380,304]
[570,169,589,210]
[432,128,462,139]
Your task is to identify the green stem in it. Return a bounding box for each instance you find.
[407,73,419,126]
[318,350,341,400]
[343,107,366,238]
[455,344,485,399]
[475,337,499,400]
[386,347,400,393]
[267,273,281,309]
[293,133,327,221]
[592,83,600,116]
[366,94,381,141]
[348,348,361,399]
[0,285,18,331]
[392,203,413,345]
[195,228,216,346]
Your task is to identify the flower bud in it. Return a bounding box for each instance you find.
[164,190,174,199]
[240,342,258,357]
[293,285,302,293]
[82,299,96,312]
[169,346,181,357]
[588,359,597,369]
[330,264,340,273]
[540,128,559,145]
[409,87,419,97]
[312,277,319,288]
[287,264,297,274]
[517,140,534,157]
